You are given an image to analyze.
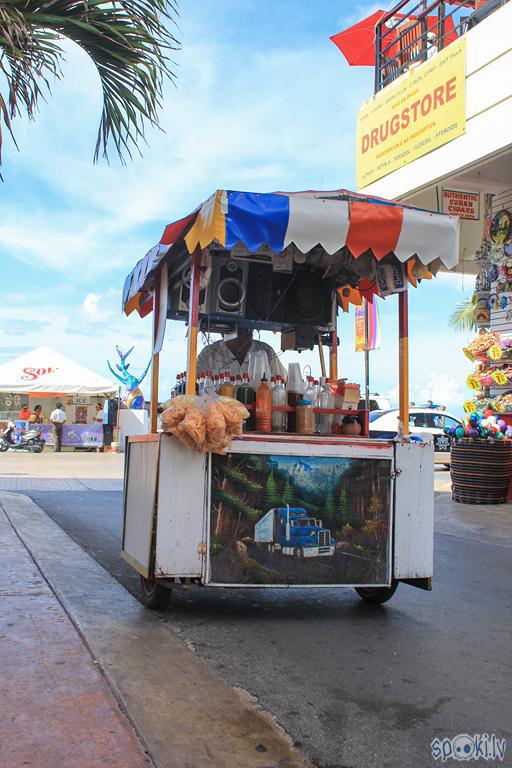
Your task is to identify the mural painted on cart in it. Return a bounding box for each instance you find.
[210,454,391,585]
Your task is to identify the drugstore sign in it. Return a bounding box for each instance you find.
[356,37,466,189]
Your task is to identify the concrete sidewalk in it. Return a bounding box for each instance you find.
[0,503,151,768]
[0,491,309,768]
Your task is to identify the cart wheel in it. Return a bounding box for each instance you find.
[139,576,171,609]
[293,546,304,559]
[355,580,398,604]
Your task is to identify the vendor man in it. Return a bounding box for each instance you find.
[197,327,286,378]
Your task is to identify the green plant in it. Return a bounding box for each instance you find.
[448,296,477,334]
[0,0,179,163]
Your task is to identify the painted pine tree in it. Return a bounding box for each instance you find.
[337,486,360,529]
[325,487,336,524]
[263,470,281,510]
[282,477,295,506]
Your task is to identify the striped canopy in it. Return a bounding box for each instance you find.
[123,188,459,315]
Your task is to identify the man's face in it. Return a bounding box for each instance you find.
[237,328,253,343]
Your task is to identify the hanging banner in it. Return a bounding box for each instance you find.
[355,305,366,352]
[153,262,168,355]
[355,301,380,352]
[367,300,380,351]
[356,37,467,189]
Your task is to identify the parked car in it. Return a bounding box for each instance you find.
[369,408,463,467]
[357,394,392,411]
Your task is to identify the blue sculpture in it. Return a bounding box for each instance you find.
[107,346,151,409]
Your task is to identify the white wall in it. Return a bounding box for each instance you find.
[360,3,512,201]
[490,187,512,337]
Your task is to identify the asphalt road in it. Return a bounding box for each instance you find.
[28,488,512,768]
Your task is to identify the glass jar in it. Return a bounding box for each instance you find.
[296,398,314,434]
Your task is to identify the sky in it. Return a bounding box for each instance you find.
[0,0,475,413]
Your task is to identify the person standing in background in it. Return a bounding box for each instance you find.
[50,402,67,453]
[19,404,31,421]
[94,403,104,423]
[29,405,44,424]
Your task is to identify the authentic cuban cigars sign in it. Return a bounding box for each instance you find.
[356,37,466,189]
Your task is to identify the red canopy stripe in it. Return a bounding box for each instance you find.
[160,213,196,245]
[346,201,403,260]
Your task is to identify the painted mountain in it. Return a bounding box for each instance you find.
[271,457,352,493]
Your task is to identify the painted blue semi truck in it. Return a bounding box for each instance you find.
[254,506,335,558]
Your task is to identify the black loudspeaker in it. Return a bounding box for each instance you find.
[168,253,333,331]
[286,271,332,326]
[168,265,208,319]
[245,265,332,328]
[245,263,289,324]
[104,398,119,426]
[207,255,249,317]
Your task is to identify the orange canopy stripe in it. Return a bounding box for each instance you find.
[346,201,403,260]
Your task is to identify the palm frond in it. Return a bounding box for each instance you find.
[448,296,477,333]
[0,0,180,163]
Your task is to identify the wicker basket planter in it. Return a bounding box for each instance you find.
[451,440,512,504]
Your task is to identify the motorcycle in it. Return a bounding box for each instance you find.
[0,421,45,453]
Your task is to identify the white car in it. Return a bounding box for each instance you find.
[369,407,463,467]
[357,394,392,411]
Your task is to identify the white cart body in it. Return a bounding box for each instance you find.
[122,433,434,589]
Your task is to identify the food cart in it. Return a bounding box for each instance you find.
[120,189,459,607]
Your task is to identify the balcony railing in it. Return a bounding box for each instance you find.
[374,0,509,92]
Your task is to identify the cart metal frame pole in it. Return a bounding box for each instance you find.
[398,290,409,436]
[317,333,327,378]
[329,294,338,381]
[186,247,202,395]
[150,272,161,434]
[364,299,370,411]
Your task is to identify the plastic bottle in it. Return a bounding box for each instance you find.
[316,377,334,434]
[304,376,317,403]
[287,363,304,433]
[235,374,242,395]
[272,375,287,432]
[296,398,314,434]
[255,375,272,433]
[219,371,235,398]
[236,373,255,431]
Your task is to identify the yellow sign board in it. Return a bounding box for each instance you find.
[356,37,466,189]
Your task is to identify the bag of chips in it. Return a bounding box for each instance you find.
[161,394,249,453]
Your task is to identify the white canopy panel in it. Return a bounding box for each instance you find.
[0,346,117,395]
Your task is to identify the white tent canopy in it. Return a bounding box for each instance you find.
[0,346,116,395]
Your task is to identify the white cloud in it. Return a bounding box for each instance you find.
[415,373,467,412]
[339,3,384,27]
[81,292,101,319]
